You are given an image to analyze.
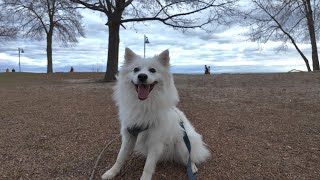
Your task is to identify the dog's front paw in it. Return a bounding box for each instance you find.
[101,169,117,180]
[140,172,152,180]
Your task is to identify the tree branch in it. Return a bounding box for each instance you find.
[121,0,226,28]
[18,0,49,34]
[124,0,134,8]
[71,0,106,13]
[253,0,311,71]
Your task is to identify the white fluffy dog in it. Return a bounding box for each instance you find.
[102,48,210,180]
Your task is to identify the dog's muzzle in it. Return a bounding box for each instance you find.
[131,81,158,100]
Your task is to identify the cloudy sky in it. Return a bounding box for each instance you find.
[0,8,312,74]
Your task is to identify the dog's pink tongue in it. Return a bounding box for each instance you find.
[138,84,150,100]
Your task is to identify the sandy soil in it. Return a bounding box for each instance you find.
[0,72,320,180]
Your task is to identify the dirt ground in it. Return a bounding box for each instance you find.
[0,72,320,180]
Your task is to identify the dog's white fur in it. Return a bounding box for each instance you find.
[102,48,210,180]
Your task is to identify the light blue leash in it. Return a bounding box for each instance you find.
[179,121,196,180]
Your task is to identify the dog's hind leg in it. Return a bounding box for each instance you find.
[102,133,136,180]
[140,143,164,180]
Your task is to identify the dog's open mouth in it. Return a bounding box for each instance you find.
[132,81,158,100]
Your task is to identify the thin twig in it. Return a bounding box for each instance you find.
[89,135,121,180]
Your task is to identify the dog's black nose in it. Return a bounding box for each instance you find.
[138,73,148,82]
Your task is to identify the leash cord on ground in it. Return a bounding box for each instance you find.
[89,135,120,180]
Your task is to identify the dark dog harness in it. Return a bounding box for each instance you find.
[127,125,149,137]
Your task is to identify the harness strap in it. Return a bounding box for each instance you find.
[127,125,149,137]
[180,121,196,180]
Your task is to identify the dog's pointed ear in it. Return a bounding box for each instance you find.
[124,48,137,63]
[158,49,170,67]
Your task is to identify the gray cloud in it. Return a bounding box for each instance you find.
[0,9,312,73]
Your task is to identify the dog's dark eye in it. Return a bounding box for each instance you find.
[133,67,140,73]
[149,68,156,73]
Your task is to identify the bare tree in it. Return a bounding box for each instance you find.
[0,0,85,73]
[241,0,320,72]
[0,12,18,40]
[72,0,238,81]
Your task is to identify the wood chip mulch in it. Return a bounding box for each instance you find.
[0,72,319,180]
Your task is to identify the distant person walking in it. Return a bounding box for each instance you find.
[70,66,74,72]
[204,65,210,74]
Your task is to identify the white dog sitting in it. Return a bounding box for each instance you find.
[102,48,210,180]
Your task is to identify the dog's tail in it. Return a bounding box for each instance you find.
[189,134,211,164]
[174,107,211,164]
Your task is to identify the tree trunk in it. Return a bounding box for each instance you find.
[104,23,120,82]
[288,34,312,71]
[304,0,320,71]
[276,20,312,71]
[47,32,53,73]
